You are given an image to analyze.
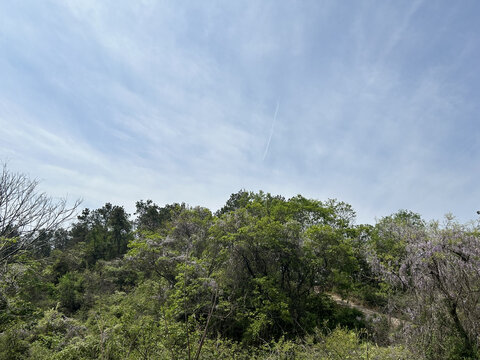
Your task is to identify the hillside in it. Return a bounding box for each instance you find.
[1,187,479,359]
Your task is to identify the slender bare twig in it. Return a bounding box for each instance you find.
[194,286,218,360]
[0,163,81,263]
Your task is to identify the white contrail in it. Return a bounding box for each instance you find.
[262,101,280,161]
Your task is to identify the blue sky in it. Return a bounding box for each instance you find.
[1,0,480,224]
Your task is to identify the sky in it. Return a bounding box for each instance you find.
[1,0,480,224]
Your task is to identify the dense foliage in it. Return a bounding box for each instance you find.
[1,182,479,358]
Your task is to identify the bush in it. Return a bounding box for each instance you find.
[57,272,84,313]
[0,328,29,360]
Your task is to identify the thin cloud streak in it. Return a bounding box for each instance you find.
[263,101,280,162]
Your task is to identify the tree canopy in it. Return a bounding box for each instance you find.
[0,176,478,359]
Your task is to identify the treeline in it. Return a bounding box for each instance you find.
[1,172,479,359]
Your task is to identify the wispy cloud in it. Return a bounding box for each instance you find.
[1,1,479,223]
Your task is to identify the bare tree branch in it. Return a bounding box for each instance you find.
[0,163,81,262]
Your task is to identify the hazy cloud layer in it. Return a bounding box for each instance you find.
[1,1,479,223]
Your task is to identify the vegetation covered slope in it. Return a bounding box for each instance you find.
[1,182,479,358]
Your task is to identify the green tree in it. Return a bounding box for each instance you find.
[370,215,480,359]
[70,203,133,265]
[134,200,186,233]
[207,192,361,343]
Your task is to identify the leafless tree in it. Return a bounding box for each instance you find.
[0,163,81,262]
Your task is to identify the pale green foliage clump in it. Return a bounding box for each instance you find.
[298,328,411,360]
[22,325,411,360]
